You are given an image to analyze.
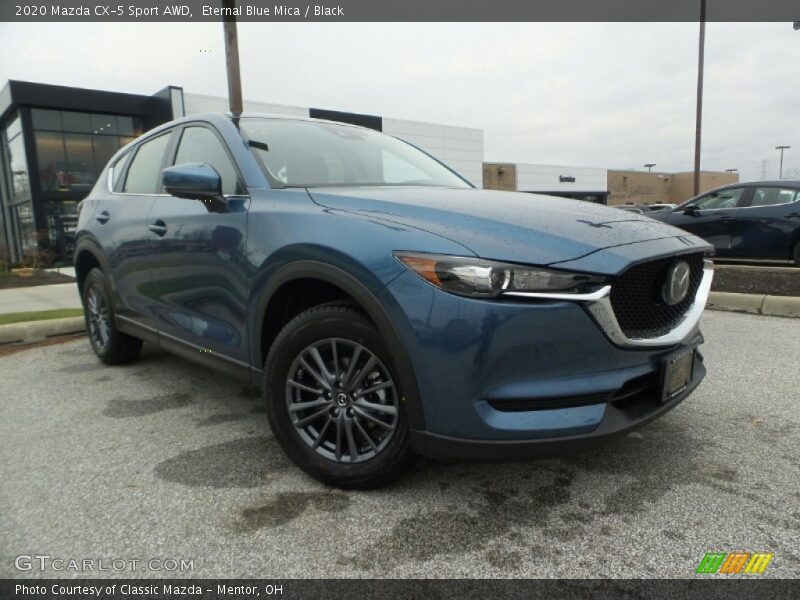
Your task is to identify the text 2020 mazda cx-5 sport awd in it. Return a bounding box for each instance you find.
[75,113,713,488]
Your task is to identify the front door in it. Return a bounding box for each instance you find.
[146,124,250,363]
[666,187,748,254]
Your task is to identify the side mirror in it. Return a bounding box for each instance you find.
[162,163,225,206]
[682,205,699,215]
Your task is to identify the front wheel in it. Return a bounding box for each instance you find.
[82,268,143,364]
[263,303,416,489]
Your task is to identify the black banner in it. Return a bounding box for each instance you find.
[2,579,799,600]
[2,0,799,22]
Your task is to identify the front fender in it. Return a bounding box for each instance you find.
[249,258,426,431]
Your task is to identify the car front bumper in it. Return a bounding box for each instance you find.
[410,347,705,460]
[378,267,708,458]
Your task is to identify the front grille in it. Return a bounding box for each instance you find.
[609,252,705,338]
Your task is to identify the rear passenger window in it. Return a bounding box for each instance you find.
[123,133,170,194]
[750,187,799,207]
[173,126,241,195]
[112,151,133,192]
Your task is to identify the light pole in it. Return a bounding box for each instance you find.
[775,146,790,179]
[644,163,656,172]
[693,0,706,196]
[222,0,243,115]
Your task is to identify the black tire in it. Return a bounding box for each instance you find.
[82,268,143,365]
[793,240,800,267]
[263,303,417,489]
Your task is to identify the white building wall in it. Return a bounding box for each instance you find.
[182,93,484,187]
[183,93,308,118]
[515,163,608,194]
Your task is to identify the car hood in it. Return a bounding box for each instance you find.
[308,186,698,266]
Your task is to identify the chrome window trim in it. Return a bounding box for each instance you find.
[503,260,714,348]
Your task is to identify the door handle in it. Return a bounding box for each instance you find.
[719,216,734,221]
[148,219,168,236]
[786,212,800,219]
[95,211,110,224]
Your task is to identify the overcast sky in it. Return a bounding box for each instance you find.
[1,22,798,182]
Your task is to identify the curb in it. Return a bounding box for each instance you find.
[707,291,800,318]
[0,317,86,345]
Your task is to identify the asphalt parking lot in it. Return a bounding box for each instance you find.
[1,310,798,579]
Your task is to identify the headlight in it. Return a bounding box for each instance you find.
[394,252,605,298]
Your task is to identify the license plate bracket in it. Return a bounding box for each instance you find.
[661,347,695,402]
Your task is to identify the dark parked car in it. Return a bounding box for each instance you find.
[75,113,713,488]
[648,181,800,265]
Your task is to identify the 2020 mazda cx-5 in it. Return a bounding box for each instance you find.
[75,113,713,488]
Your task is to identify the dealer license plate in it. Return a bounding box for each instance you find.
[661,347,695,402]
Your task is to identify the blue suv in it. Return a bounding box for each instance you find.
[75,114,713,488]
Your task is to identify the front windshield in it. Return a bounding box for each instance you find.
[240,117,471,188]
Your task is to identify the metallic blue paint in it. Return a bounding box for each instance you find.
[75,113,712,460]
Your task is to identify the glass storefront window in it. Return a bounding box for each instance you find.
[32,110,143,194]
[13,202,36,255]
[92,135,120,175]
[1,108,145,266]
[31,108,62,131]
[5,115,22,140]
[43,199,78,265]
[91,113,118,135]
[61,111,91,133]
[6,132,31,201]
[63,133,96,193]
[116,116,135,136]
[34,130,68,192]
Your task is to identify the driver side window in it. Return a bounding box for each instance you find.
[692,187,745,210]
[173,126,242,195]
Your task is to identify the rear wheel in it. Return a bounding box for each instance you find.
[263,303,416,489]
[82,268,142,364]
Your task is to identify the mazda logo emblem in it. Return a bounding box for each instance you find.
[663,261,691,305]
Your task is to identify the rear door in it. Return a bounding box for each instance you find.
[665,187,748,254]
[146,123,250,363]
[733,185,800,258]
[100,131,172,329]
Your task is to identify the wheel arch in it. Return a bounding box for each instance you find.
[73,238,112,297]
[252,260,425,431]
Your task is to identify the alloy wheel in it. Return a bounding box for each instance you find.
[285,338,399,463]
[86,284,111,352]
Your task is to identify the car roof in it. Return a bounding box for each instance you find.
[715,180,800,189]
[173,111,371,131]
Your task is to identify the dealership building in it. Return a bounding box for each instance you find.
[0,79,735,267]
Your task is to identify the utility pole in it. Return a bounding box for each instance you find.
[222,0,243,114]
[775,145,790,179]
[693,0,706,196]
[644,163,656,172]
